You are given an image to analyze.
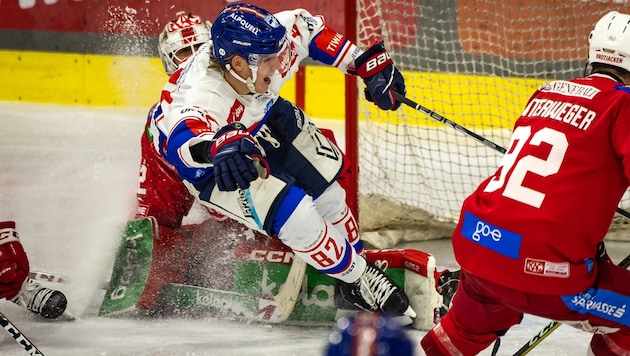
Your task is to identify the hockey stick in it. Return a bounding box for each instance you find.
[394,92,630,220]
[0,311,45,355]
[512,253,630,356]
[244,159,307,322]
[28,271,67,284]
[273,256,307,321]
[159,257,306,323]
[244,193,306,322]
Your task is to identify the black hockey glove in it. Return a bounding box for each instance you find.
[353,42,406,110]
[210,123,269,192]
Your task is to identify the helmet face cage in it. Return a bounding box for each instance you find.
[588,11,630,73]
[211,4,287,68]
[158,11,212,75]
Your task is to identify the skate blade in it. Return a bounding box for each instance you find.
[58,309,76,321]
[404,305,417,319]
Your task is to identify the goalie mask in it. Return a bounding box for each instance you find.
[210,3,290,93]
[158,11,212,75]
[588,11,630,73]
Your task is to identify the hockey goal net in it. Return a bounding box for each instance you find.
[348,0,630,247]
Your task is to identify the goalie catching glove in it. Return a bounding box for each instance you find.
[353,42,406,111]
[210,122,269,191]
[0,221,29,300]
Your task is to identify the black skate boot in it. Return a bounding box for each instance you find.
[335,259,415,318]
[436,268,460,319]
[334,279,373,312]
[12,278,68,319]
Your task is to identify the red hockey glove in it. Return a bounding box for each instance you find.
[0,221,29,300]
[353,42,406,111]
[210,122,269,192]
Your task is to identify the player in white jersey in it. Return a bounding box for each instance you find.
[150,3,414,317]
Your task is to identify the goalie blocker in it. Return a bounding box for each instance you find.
[100,216,457,330]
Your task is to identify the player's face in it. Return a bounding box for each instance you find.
[252,53,282,93]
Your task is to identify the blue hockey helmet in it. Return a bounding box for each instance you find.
[211,3,287,67]
[325,313,414,356]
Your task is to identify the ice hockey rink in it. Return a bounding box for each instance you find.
[0,100,627,355]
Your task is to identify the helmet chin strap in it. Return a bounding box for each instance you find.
[226,64,258,93]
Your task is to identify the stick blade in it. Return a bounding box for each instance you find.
[272,257,307,322]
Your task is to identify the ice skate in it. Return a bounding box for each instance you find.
[436,269,460,318]
[335,258,416,318]
[12,277,68,319]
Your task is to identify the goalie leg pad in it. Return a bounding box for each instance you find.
[254,97,344,197]
[137,225,188,310]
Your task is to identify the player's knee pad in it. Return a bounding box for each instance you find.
[313,182,347,220]
[276,195,327,251]
[254,97,344,196]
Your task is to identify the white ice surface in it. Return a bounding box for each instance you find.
[0,101,600,355]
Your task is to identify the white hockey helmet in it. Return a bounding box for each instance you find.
[588,11,630,73]
[158,11,212,75]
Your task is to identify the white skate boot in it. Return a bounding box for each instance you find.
[12,277,67,319]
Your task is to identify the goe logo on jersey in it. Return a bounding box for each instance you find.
[461,211,522,259]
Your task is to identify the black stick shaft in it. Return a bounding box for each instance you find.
[0,311,45,355]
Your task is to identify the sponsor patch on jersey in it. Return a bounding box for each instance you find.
[562,288,630,327]
[461,211,522,259]
[524,258,569,278]
[229,100,245,124]
[539,80,600,99]
[313,27,346,58]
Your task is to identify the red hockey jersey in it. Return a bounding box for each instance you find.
[453,73,630,295]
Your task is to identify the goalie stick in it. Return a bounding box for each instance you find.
[0,311,45,355]
[511,253,630,356]
[30,264,308,323]
[272,256,307,321]
[161,257,307,323]
[244,184,307,322]
[393,92,630,219]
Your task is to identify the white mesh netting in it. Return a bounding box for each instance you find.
[353,0,630,247]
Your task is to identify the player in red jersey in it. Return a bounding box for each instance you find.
[420,11,630,356]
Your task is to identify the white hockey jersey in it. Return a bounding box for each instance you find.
[149,8,362,186]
